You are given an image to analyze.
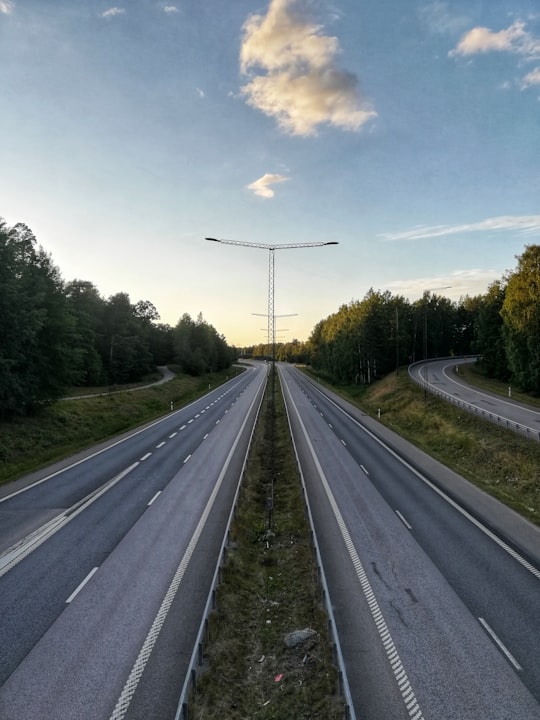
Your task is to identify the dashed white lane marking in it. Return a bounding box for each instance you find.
[316,386,540,582]
[183,455,191,464]
[329,423,333,429]
[396,510,412,530]
[108,372,265,720]
[156,442,166,449]
[147,491,161,507]
[66,567,99,604]
[179,425,186,430]
[216,419,220,424]
[284,382,425,720]
[479,618,522,671]
[341,439,347,446]
[169,432,177,438]
[140,453,152,462]
[203,434,209,440]
[195,414,200,418]
[187,419,193,424]
[360,464,369,475]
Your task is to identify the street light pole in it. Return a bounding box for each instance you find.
[206,237,338,530]
[205,237,338,361]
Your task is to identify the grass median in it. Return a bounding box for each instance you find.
[189,369,344,720]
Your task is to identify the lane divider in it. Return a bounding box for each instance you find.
[66,567,99,604]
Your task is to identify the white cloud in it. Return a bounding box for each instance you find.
[101,7,125,19]
[522,66,540,88]
[379,215,540,242]
[0,1,14,14]
[196,87,205,99]
[247,173,289,198]
[450,19,540,59]
[239,0,376,136]
[163,5,179,14]
[419,2,470,36]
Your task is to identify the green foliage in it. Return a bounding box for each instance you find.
[501,245,540,393]
[0,217,235,417]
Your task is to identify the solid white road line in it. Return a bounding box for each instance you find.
[396,510,412,530]
[478,618,522,671]
[66,567,99,604]
[147,491,161,507]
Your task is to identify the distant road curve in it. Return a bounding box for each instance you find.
[409,357,540,441]
[65,366,176,400]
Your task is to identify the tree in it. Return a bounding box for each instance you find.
[501,245,540,392]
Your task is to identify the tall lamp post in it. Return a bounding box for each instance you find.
[205,237,338,362]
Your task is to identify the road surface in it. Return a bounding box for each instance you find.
[0,364,267,720]
[279,363,540,720]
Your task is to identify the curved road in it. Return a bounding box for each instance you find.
[409,358,540,439]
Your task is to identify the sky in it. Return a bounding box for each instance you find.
[1,0,539,347]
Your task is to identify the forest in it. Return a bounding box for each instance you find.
[0,219,234,417]
[2,215,539,418]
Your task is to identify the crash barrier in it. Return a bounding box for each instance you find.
[174,375,354,720]
[408,359,540,443]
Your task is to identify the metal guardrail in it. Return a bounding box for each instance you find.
[173,376,266,720]
[408,359,540,443]
[174,368,353,719]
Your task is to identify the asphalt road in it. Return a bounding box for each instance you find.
[279,363,540,720]
[0,364,267,720]
[409,357,540,439]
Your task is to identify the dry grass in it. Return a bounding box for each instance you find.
[190,372,344,720]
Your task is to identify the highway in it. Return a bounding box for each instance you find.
[0,364,267,720]
[279,363,540,720]
[409,357,540,439]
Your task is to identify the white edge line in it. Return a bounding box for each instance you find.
[396,510,412,530]
[66,567,99,603]
[109,366,267,720]
[315,384,540,582]
[282,374,425,720]
[478,617,522,671]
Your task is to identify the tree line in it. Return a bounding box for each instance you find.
[0,219,235,417]
[245,245,540,395]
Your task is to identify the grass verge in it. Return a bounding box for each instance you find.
[0,368,240,486]
[189,369,344,720]
[309,367,540,527]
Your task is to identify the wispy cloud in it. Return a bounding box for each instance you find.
[386,269,501,300]
[239,0,376,136]
[449,19,540,92]
[0,1,14,14]
[418,2,470,36]
[101,7,125,19]
[379,215,540,242]
[196,87,205,99]
[163,5,179,14]
[522,66,540,88]
[247,173,289,198]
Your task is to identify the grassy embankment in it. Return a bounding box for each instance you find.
[310,362,540,527]
[0,367,238,486]
[189,369,344,719]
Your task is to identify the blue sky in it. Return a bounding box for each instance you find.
[1,0,539,346]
